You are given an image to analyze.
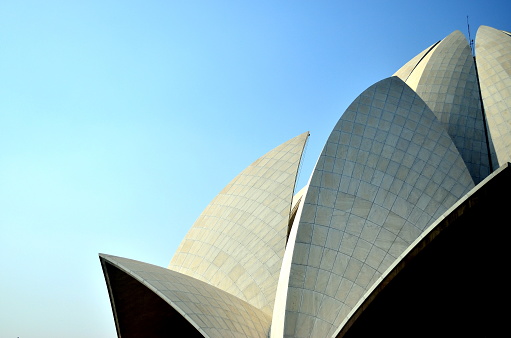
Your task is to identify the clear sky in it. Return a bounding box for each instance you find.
[1,1,509,337]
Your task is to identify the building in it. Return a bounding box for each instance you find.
[99,25,511,337]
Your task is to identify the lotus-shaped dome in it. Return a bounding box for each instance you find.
[100,25,511,337]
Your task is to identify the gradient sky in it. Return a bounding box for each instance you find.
[1,1,509,337]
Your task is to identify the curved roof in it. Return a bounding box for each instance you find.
[397,30,491,183]
[101,254,271,338]
[273,77,474,337]
[169,132,309,314]
[475,25,511,167]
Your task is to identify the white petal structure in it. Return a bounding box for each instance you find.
[476,25,511,167]
[100,25,511,338]
[169,131,309,315]
[394,31,491,184]
[272,77,474,338]
[101,132,309,338]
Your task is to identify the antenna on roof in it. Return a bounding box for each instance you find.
[467,15,475,56]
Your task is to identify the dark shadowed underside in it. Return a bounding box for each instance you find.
[101,260,204,338]
[336,164,510,338]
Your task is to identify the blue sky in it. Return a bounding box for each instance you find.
[1,1,509,337]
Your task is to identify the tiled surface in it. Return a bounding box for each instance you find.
[281,77,474,337]
[169,132,309,314]
[407,31,491,184]
[476,25,511,167]
[101,254,271,338]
